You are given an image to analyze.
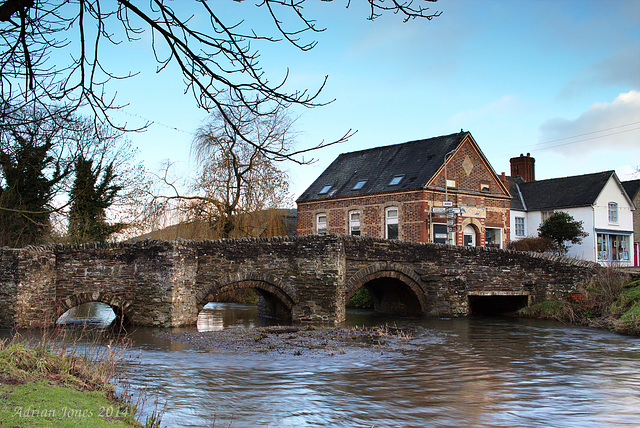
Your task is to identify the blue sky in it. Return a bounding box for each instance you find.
[108,0,640,203]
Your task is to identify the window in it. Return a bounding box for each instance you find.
[352,180,367,190]
[349,211,361,236]
[541,210,554,222]
[388,175,404,186]
[446,179,457,188]
[433,224,448,244]
[608,202,618,223]
[318,185,333,195]
[515,217,525,237]
[597,233,630,262]
[316,214,327,236]
[485,228,502,248]
[480,183,490,192]
[385,207,399,240]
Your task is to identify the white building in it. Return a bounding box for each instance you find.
[507,154,636,266]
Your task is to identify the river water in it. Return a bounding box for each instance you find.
[16,303,640,427]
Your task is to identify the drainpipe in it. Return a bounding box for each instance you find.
[444,149,456,244]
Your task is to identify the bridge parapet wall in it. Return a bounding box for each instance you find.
[193,235,345,323]
[341,235,600,316]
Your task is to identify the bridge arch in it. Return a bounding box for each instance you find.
[56,292,134,327]
[197,272,297,320]
[345,262,428,316]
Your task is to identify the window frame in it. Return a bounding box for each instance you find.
[349,210,361,236]
[352,180,367,190]
[385,207,399,240]
[515,217,525,237]
[316,213,327,236]
[388,175,404,186]
[318,184,333,195]
[608,202,618,223]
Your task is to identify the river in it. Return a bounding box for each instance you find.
[16,303,640,427]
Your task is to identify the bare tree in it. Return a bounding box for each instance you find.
[0,0,441,162]
[147,101,295,239]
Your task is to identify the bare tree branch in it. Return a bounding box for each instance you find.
[0,0,440,163]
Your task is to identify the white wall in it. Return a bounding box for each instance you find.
[509,176,635,265]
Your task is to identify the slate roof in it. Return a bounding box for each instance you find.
[506,176,526,211]
[513,170,616,211]
[297,132,467,202]
[622,179,640,200]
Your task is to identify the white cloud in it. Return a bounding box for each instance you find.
[538,91,640,155]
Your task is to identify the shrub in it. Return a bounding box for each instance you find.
[346,287,374,309]
[507,236,557,253]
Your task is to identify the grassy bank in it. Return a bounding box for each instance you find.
[0,331,155,428]
[519,269,640,336]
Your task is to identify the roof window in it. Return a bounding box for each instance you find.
[388,175,404,186]
[318,184,333,195]
[352,180,367,190]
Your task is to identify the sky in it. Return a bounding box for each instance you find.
[106,0,640,205]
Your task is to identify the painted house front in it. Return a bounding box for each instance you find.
[509,158,635,266]
[296,131,511,247]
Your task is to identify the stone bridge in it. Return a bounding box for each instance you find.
[0,235,600,329]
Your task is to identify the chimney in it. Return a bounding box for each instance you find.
[510,153,535,182]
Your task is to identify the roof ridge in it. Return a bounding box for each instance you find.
[520,169,614,185]
[336,131,467,157]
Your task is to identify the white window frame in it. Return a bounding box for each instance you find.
[515,217,525,237]
[316,213,327,236]
[349,211,361,236]
[608,202,618,223]
[385,207,399,240]
[541,210,554,222]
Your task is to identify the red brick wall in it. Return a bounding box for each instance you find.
[297,136,512,246]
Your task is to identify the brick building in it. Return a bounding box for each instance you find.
[296,131,511,247]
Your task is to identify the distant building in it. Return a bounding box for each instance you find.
[297,131,511,247]
[622,179,640,266]
[508,154,636,266]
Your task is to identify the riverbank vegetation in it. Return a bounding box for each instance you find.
[519,269,640,336]
[0,330,157,427]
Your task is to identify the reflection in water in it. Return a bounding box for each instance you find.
[8,303,640,427]
[57,302,116,327]
[196,302,282,331]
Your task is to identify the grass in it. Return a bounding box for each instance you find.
[0,329,156,428]
[518,271,640,336]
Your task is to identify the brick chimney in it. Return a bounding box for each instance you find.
[510,153,535,182]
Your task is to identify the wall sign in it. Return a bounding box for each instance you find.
[459,206,486,218]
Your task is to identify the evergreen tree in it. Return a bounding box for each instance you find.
[68,156,123,243]
[538,212,588,256]
[0,133,62,247]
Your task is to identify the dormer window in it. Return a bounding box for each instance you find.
[352,180,367,190]
[318,185,333,195]
[388,175,404,186]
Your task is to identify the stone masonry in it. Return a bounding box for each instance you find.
[0,235,600,328]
